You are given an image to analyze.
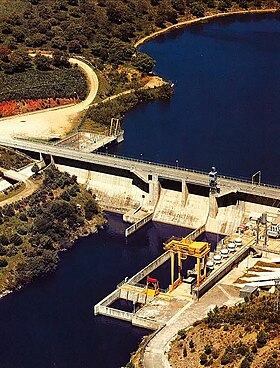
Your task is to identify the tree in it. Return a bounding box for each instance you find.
[257,330,267,348]
[31,163,40,175]
[241,358,251,368]
[68,39,82,53]
[132,52,156,74]
[3,205,15,217]
[34,54,52,71]
[0,46,11,61]
[204,344,212,355]
[0,245,7,256]
[52,50,70,68]
[84,199,99,220]
[61,190,70,201]
[200,353,208,365]
[10,234,23,246]
[263,357,277,368]
[0,259,8,267]
[0,235,9,246]
[9,51,32,73]
[190,2,205,17]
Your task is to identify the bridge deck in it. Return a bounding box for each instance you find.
[0,138,279,199]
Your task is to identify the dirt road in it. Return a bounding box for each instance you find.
[0,57,99,140]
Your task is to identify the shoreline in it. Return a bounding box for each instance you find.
[0,213,106,301]
[134,8,278,48]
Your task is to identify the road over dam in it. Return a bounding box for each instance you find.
[0,137,279,202]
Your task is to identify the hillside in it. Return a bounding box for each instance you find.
[168,294,280,368]
[0,0,279,69]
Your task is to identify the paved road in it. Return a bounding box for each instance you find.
[0,138,279,201]
[143,281,241,368]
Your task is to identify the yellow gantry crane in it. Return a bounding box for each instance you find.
[164,237,210,291]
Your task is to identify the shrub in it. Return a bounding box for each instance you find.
[0,235,9,246]
[200,353,208,366]
[10,234,23,246]
[263,357,277,368]
[18,227,28,235]
[240,357,251,368]
[257,330,267,348]
[204,344,212,355]
[0,259,8,267]
[189,339,195,349]
[237,343,249,356]
[178,329,186,339]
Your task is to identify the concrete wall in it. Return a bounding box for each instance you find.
[56,164,280,235]
[57,164,147,213]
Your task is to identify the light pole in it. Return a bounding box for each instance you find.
[140,153,143,161]
[176,159,178,169]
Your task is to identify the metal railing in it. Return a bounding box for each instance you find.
[1,137,280,190]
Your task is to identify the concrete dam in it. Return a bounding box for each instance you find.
[1,138,279,236]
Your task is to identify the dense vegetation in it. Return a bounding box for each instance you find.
[167,294,280,368]
[0,50,88,102]
[0,146,31,169]
[1,0,278,124]
[0,0,278,68]
[81,83,174,128]
[0,166,104,294]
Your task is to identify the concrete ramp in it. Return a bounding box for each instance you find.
[153,189,208,228]
[207,202,245,234]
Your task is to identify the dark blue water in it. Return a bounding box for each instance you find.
[110,14,280,185]
[1,14,279,368]
[0,213,197,368]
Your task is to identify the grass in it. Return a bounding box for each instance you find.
[93,69,110,104]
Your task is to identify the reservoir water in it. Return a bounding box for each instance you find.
[110,14,280,185]
[0,14,279,368]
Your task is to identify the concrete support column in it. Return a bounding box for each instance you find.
[209,193,218,218]
[170,252,175,287]
[181,179,188,207]
[148,175,161,207]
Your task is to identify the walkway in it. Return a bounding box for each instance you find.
[0,138,279,201]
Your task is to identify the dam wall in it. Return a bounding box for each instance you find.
[56,163,280,235]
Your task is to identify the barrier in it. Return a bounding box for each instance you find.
[125,213,153,237]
